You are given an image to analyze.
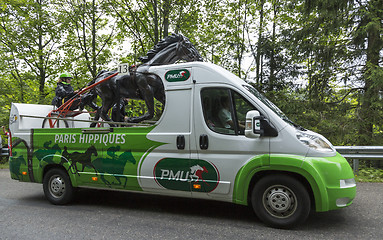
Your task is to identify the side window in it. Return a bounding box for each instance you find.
[232,91,256,134]
[201,88,256,135]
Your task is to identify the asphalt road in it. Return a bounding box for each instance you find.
[0,169,382,240]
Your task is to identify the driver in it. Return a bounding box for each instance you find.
[52,72,78,108]
[218,96,245,131]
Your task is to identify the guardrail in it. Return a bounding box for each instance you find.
[335,146,383,172]
[1,147,8,157]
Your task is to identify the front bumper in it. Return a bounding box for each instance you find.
[327,178,356,209]
[303,153,356,211]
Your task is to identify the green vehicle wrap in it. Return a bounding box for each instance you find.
[232,152,356,211]
[9,126,164,191]
[10,126,356,213]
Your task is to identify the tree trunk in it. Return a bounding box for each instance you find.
[358,0,383,145]
[91,0,97,78]
[37,0,45,104]
[153,0,159,44]
[269,1,277,92]
[162,0,171,38]
[256,0,264,87]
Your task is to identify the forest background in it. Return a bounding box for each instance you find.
[0,0,382,148]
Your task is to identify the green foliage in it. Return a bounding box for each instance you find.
[356,168,383,182]
[0,161,9,169]
[124,99,164,121]
[0,0,383,149]
[0,0,65,103]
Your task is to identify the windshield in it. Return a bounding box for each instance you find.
[243,85,305,130]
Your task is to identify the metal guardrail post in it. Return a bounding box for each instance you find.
[353,159,359,174]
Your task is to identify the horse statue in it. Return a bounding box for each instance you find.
[66,145,98,175]
[86,33,203,127]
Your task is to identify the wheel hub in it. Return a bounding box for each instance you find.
[49,176,65,198]
[268,189,291,212]
[263,185,297,218]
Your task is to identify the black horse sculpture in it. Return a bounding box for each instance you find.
[87,33,203,127]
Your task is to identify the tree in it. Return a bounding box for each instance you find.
[0,0,64,103]
[353,0,383,145]
[58,0,117,79]
[302,0,383,145]
[109,0,202,63]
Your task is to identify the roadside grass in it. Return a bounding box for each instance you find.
[0,162,9,169]
[0,156,8,169]
[355,168,383,183]
[0,157,8,169]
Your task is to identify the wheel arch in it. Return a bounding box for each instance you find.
[233,162,329,211]
[43,164,78,187]
[246,170,315,211]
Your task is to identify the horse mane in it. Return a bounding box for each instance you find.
[139,33,185,63]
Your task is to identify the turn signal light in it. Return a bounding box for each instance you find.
[92,177,98,181]
[22,171,27,176]
[193,184,201,189]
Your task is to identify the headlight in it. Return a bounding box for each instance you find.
[296,131,334,152]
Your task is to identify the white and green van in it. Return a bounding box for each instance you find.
[8,61,356,228]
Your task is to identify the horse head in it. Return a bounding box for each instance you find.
[52,144,62,153]
[175,34,204,62]
[43,141,52,149]
[87,145,98,157]
[138,33,203,66]
[107,146,120,158]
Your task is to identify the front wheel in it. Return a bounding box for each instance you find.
[43,168,74,205]
[251,174,311,229]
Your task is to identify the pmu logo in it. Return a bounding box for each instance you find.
[165,69,190,82]
[154,158,219,192]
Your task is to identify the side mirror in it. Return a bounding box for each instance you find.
[245,110,263,138]
[245,110,279,138]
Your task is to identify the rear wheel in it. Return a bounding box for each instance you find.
[42,117,69,128]
[43,168,74,205]
[251,174,311,228]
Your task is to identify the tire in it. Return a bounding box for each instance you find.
[43,168,74,205]
[251,174,311,229]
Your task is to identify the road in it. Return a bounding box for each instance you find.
[0,169,382,240]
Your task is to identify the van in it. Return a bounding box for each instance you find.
[8,61,356,228]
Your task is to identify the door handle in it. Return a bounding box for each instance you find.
[177,135,185,150]
[199,134,209,150]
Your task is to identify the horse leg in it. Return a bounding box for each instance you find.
[90,109,101,128]
[155,92,166,106]
[123,176,128,188]
[154,87,166,117]
[100,174,112,187]
[112,176,122,186]
[59,157,74,174]
[99,99,116,127]
[70,161,80,176]
[127,85,155,123]
[91,98,115,128]
[91,164,98,176]
[82,91,101,127]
